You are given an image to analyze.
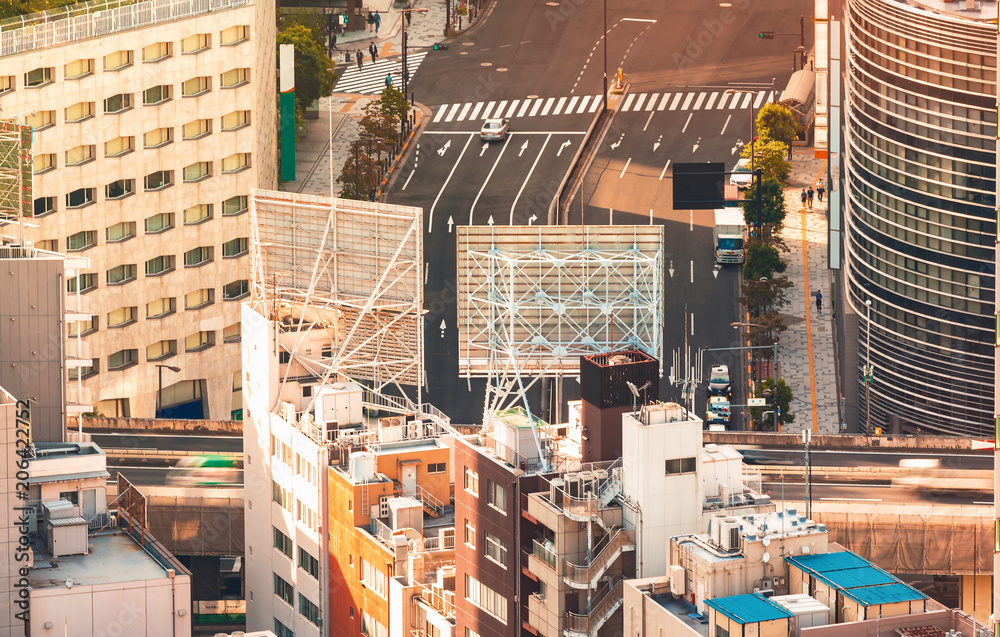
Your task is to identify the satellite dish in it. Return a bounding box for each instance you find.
[762,552,771,563]
[762,537,771,547]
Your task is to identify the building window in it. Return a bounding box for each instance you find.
[183,162,211,182]
[717,626,730,637]
[665,457,697,475]
[64,58,94,79]
[220,68,249,88]
[67,273,96,294]
[145,255,175,277]
[33,196,55,217]
[182,76,210,96]
[182,119,211,140]
[223,238,248,258]
[32,153,54,173]
[427,462,446,474]
[144,170,173,191]
[273,572,293,606]
[0,76,13,94]
[273,527,293,558]
[143,127,173,148]
[104,93,133,114]
[464,518,475,548]
[221,110,250,130]
[223,323,241,343]
[185,288,214,310]
[105,136,134,157]
[487,479,507,514]
[184,246,213,267]
[66,230,96,252]
[24,67,53,87]
[183,204,212,225]
[64,102,94,123]
[142,42,171,62]
[65,145,95,166]
[107,348,137,370]
[146,340,176,361]
[106,222,136,243]
[361,610,387,637]
[223,279,249,300]
[144,212,174,234]
[143,85,171,105]
[105,264,136,285]
[181,33,210,54]
[273,619,293,637]
[272,480,291,510]
[105,179,134,200]
[220,25,249,45]
[222,152,250,173]
[68,316,96,337]
[25,110,53,130]
[35,239,58,252]
[464,467,478,495]
[66,188,95,208]
[107,306,136,328]
[484,532,507,567]
[298,546,319,579]
[185,331,214,352]
[222,195,248,216]
[103,50,132,71]
[360,558,387,599]
[68,362,98,381]
[465,629,482,637]
[464,574,507,624]
[299,594,321,627]
[146,297,176,319]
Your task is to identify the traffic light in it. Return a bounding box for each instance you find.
[342,13,348,24]
[433,42,449,51]
[758,31,775,39]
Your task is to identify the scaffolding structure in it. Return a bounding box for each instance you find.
[457,225,664,420]
[0,118,32,245]
[249,189,429,417]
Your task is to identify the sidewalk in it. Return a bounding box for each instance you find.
[778,148,839,435]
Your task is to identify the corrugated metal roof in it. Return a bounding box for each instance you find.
[785,551,869,574]
[842,583,928,606]
[811,566,897,589]
[704,594,795,624]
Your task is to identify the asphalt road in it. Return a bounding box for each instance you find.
[391,0,807,424]
[763,481,993,507]
[91,433,242,454]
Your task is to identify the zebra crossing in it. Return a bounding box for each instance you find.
[333,51,429,95]
[430,89,776,124]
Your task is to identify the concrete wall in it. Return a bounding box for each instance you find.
[703,432,991,450]
[75,415,242,434]
[623,577,705,637]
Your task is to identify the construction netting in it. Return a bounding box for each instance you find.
[145,494,245,556]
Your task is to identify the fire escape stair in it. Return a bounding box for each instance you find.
[562,529,635,590]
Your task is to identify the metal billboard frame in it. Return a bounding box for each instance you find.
[457,225,663,415]
[249,189,424,413]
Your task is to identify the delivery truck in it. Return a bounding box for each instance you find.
[714,208,747,264]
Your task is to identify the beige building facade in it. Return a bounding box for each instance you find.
[0,0,276,420]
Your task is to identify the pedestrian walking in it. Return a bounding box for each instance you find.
[406,10,412,25]
[374,12,381,33]
[385,73,392,88]
[355,50,363,70]
[369,43,377,62]
[807,186,814,209]
[800,189,807,209]
[816,180,825,203]
[815,290,823,313]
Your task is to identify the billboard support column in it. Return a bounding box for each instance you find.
[279,44,296,182]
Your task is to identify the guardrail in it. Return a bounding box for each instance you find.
[532,538,557,570]
[563,529,634,589]
[564,578,624,636]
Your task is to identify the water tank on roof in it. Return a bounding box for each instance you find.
[349,451,376,481]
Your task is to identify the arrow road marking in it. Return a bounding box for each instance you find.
[713,264,721,279]
[428,134,474,233]
[437,140,452,156]
[557,140,571,156]
[469,134,513,224]
[692,136,701,153]
[690,312,695,336]
[488,215,495,226]
[480,142,489,156]
[425,262,429,285]
[510,134,552,224]
[447,216,454,233]
[653,135,662,152]
[681,112,693,134]
[529,214,537,225]
[731,140,742,155]
[610,133,624,150]
[518,140,529,157]
[440,320,446,337]
[668,260,675,278]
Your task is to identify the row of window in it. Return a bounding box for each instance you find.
[32,114,251,174]
[272,572,321,628]
[66,261,247,299]
[272,527,320,579]
[464,574,507,624]
[360,557,387,599]
[462,467,508,514]
[0,27,249,96]
[69,300,241,336]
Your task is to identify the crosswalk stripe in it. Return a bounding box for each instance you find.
[457,102,472,121]
[754,91,767,108]
[657,94,670,110]
[482,101,497,120]
[681,93,695,110]
[566,96,580,114]
[692,92,707,110]
[669,94,682,110]
[433,104,447,123]
[529,99,544,117]
[740,93,752,109]
[495,100,508,119]
[469,102,484,121]
[634,93,647,111]
[505,100,520,117]
[704,92,718,109]
[645,93,658,111]
[622,93,636,111]
[723,93,738,109]
[553,96,567,115]
[578,95,591,113]
[332,52,428,95]
[444,103,460,122]
[517,99,532,117]
[540,97,555,116]
[589,97,601,112]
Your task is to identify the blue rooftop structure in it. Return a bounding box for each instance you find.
[785,552,869,574]
[703,594,795,625]
[811,566,897,590]
[842,583,928,607]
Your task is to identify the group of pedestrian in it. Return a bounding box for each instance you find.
[366,10,381,33]
[799,180,826,210]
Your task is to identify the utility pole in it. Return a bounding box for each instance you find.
[802,428,812,518]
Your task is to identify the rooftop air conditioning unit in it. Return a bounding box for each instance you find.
[407,421,421,439]
[564,474,582,498]
[550,478,565,507]
[669,564,686,596]
[720,518,740,551]
[578,470,595,495]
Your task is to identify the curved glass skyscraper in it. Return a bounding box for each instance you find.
[845,0,996,436]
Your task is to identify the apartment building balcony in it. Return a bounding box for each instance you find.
[563,578,624,637]
[66,384,92,414]
[65,338,91,365]
[526,538,563,591]
[562,529,634,590]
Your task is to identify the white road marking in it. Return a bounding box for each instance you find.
[721,114,732,135]
[643,110,654,131]
[482,100,497,119]
[690,260,694,284]
[469,134,513,224]
[681,112,693,133]
[649,208,653,224]
[529,98,544,116]
[589,98,601,112]
[517,100,532,117]
[645,93,658,111]
[428,134,474,232]
[658,94,670,110]
[741,93,753,109]
[578,95,592,113]
[402,168,416,190]
[704,92,718,109]
[609,208,613,224]
[495,100,508,118]
[692,92,707,110]
[634,93,648,110]
[509,134,552,224]
[433,105,448,123]
[540,97,556,116]
[619,157,631,178]
[444,103,460,122]
[566,96,580,114]
[681,93,695,109]
[658,158,670,180]
[457,102,472,121]
[424,262,429,284]
[690,311,695,334]
[690,210,693,230]
[622,17,657,22]
[754,90,767,108]
[553,96,567,115]
[505,100,520,117]
[819,498,883,502]
[622,93,636,111]
[469,102,485,120]
[669,94,683,110]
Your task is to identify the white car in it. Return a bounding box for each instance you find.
[730,158,753,190]
[480,118,510,141]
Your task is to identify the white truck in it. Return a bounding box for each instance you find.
[714,208,747,265]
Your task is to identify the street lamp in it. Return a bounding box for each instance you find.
[731,320,779,432]
[399,7,428,98]
[155,364,181,417]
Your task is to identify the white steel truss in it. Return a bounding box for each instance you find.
[457,225,664,416]
[0,119,32,245]
[249,189,426,415]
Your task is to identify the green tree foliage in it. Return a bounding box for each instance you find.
[276,23,336,113]
[756,103,798,146]
[750,377,794,429]
[378,87,411,124]
[740,139,790,183]
[743,243,787,282]
[0,0,77,20]
[337,145,381,200]
[740,177,787,244]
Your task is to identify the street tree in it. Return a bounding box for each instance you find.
[756,103,799,147]
[741,139,791,183]
[337,144,381,200]
[743,242,787,282]
[276,23,336,113]
[750,377,794,429]
[378,87,411,124]
[740,176,787,245]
